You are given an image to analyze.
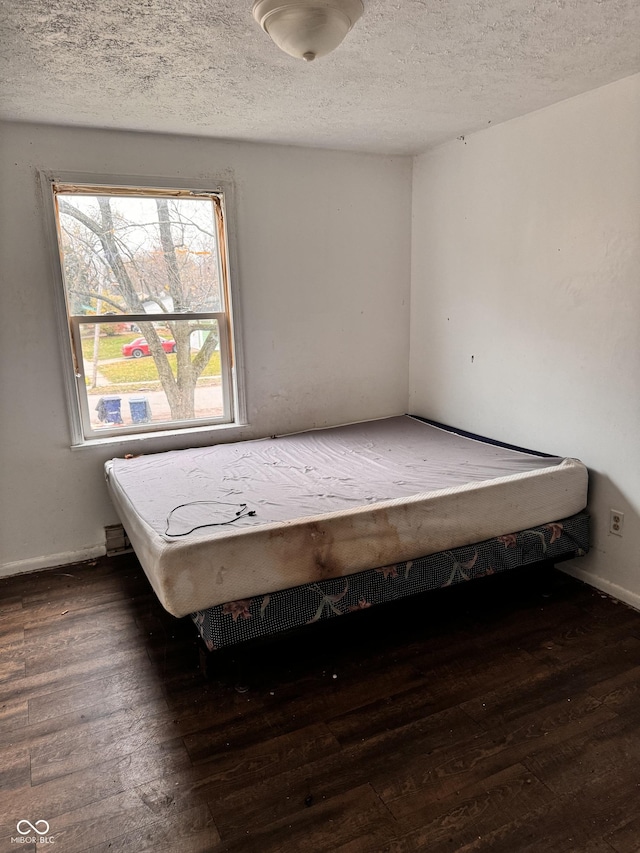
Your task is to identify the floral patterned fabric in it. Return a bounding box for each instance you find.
[191,511,589,651]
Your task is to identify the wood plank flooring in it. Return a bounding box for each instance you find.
[2,556,640,852]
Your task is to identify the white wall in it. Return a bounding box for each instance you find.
[0,122,411,574]
[410,74,640,605]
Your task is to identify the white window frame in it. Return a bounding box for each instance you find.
[41,172,247,447]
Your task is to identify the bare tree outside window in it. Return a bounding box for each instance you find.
[52,184,237,439]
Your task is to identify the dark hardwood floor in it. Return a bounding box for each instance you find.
[2,555,640,852]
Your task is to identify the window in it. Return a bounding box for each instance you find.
[50,182,242,442]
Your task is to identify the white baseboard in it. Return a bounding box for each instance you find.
[0,545,106,580]
[560,562,640,613]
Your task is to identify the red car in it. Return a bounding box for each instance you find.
[122,337,176,358]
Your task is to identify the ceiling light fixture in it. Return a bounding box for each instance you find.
[252,0,364,62]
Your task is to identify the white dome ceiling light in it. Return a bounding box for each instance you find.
[252,0,364,62]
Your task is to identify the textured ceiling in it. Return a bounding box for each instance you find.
[2,0,639,154]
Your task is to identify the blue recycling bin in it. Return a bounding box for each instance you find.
[96,396,123,424]
[129,396,152,424]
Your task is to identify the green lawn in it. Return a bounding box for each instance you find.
[81,332,140,361]
[98,352,221,384]
[87,378,219,395]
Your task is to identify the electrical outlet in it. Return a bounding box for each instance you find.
[105,523,131,555]
[610,510,624,537]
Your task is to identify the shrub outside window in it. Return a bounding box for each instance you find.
[50,183,240,442]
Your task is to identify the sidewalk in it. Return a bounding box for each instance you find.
[88,384,223,429]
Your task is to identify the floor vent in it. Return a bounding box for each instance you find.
[105,524,132,555]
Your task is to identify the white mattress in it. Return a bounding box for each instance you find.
[105,417,588,617]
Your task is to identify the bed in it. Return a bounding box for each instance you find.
[104,416,589,650]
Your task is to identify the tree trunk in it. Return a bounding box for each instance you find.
[156,198,196,419]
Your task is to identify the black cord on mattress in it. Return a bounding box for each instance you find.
[164,501,256,537]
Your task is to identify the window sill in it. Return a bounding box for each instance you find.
[70,420,250,452]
